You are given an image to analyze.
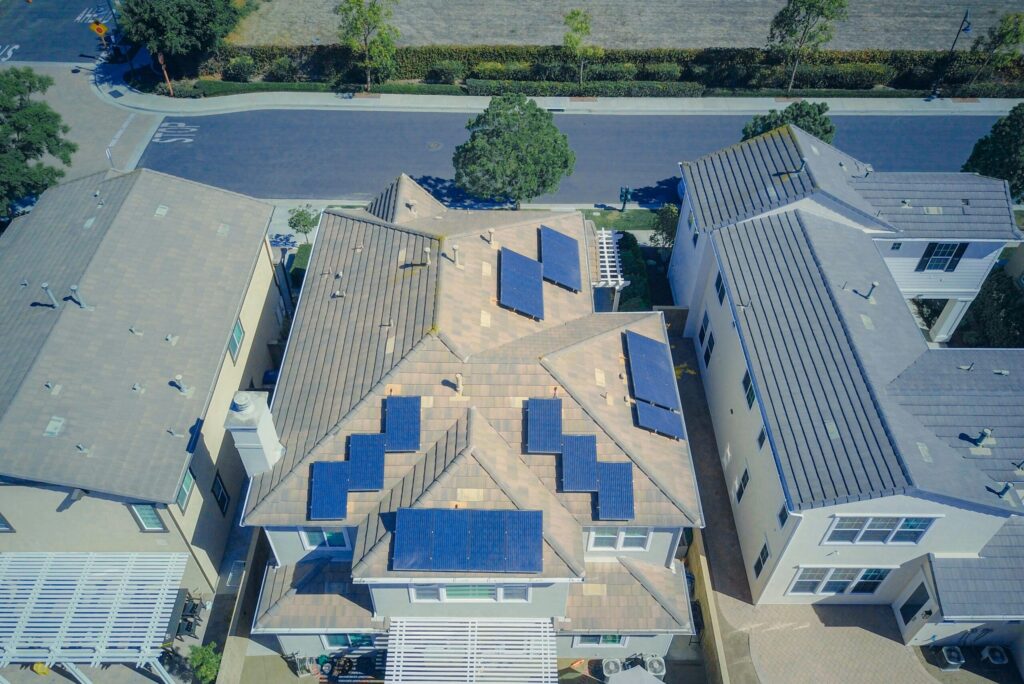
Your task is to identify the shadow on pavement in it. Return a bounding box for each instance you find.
[811,605,905,642]
[413,175,511,210]
[630,177,680,207]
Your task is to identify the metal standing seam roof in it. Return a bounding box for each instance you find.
[0,169,273,503]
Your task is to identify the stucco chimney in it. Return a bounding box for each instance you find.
[224,391,284,477]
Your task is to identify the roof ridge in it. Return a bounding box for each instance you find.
[442,210,578,239]
[617,556,690,627]
[324,207,445,241]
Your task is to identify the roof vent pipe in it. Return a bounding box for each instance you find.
[424,246,431,266]
[452,244,461,267]
[865,281,879,299]
[69,284,88,309]
[40,282,59,308]
[487,229,495,244]
[172,374,192,396]
[974,428,993,447]
[455,373,464,396]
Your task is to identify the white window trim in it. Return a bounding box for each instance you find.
[301,527,352,551]
[823,515,938,546]
[228,318,245,362]
[176,468,196,513]
[572,635,630,648]
[130,504,166,532]
[407,584,532,603]
[786,566,896,596]
[586,527,652,552]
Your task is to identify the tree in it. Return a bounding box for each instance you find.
[0,68,77,214]
[337,0,399,91]
[119,0,237,66]
[767,0,848,92]
[954,270,1024,348]
[288,204,319,243]
[188,642,221,684]
[963,103,1024,202]
[453,93,575,208]
[651,203,679,248]
[968,12,1024,86]
[742,100,836,143]
[563,9,604,85]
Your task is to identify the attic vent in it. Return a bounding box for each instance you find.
[83,217,95,230]
[824,420,840,440]
[961,198,970,206]
[993,369,1010,376]
[154,205,169,217]
[900,200,912,208]
[44,416,66,437]
[917,442,933,463]
[924,207,943,215]
[217,223,230,236]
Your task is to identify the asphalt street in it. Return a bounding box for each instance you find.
[137,111,999,204]
[0,0,111,62]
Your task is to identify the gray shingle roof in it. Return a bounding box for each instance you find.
[0,170,273,502]
[365,173,448,225]
[851,172,1021,240]
[930,517,1024,620]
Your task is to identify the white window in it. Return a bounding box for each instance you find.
[410,585,441,602]
[130,504,166,532]
[500,585,531,602]
[789,567,892,596]
[574,635,627,647]
[777,504,789,528]
[825,516,935,545]
[409,584,532,603]
[228,319,245,361]
[175,468,195,512]
[588,528,651,551]
[445,584,498,601]
[698,311,709,345]
[302,528,351,550]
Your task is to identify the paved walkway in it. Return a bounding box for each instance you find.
[229,0,1020,51]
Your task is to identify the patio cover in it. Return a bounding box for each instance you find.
[385,618,557,683]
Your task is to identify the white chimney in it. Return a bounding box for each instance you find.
[224,391,284,477]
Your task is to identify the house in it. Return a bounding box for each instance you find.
[667,126,1024,660]
[0,170,283,680]
[227,175,704,681]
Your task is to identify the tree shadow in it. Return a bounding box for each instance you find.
[630,177,681,207]
[413,176,512,210]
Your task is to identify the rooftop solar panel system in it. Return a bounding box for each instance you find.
[526,398,563,453]
[308,461,350,520]
[596,461,635,521]
[392,509,543,573]
[347,433,386,491]
[635,401,686,439]
[498,247,545,320]
[624,330,681,410]
[384,396,421,452]
[560,435,599,492]
[539,225,582,292]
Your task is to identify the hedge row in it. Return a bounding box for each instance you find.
[194,79,464,97]
[464,79,704,97]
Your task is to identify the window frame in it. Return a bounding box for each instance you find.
[698,311,709,345]
[890,242,902,251]
[175,467,196,513]
[735,468,750,503]
[573,634,629,648]
[715,272,726,304]
[408,584,532,603]
[130,504,167,532]
[703,331,715,366]
[0,511,14,532]
[227,318,245,362]
[587,527,652,552]
[824,516,936,545]
[320,633,376,650]
[211,472,230,515]
[777,504,789,529]
[757,427,767,450]
[753,541,770,578]
[301,527,352,551]
[787,566,893,596]
[742,370,756,409]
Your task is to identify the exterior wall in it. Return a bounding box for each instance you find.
[369,582,570,619]
[876,239,1003,299]
[667,188,705,308]
[555,633,674,659]
[1005,244,1024,282]
[761,495,1007,605]
[581,527,680,566]
[167,241,280,592]
[266,527,357,565]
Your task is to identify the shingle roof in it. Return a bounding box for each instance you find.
[851,172,1021,240]
[254,560,380,632]
[0,170,273,502]
[930,517,1024,620]
[365,173,448,225]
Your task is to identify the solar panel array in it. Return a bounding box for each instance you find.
[308,461,350,520]
[385,396,422,452]
[539,225,582,292]
[348,434,386,491]
[596,461,635,520]
[526,398,563,453]
[392,508,543,573]
[560,435,598,492]
[499,248,545,320]
[624,331,687,440]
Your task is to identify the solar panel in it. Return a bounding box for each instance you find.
[384,396,421,452]
[624,330,681,410]
[596,461,635,521]
[539,225,582,292]
[498,248,545,320]
[308,461,349,520]
[635,401,686,439]
[560,435,599,492]
[348,434,386,491]
[526,398,562,453]
[392,508,543,573]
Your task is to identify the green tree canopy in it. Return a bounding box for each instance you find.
[337,0,400,91]
[767,0,849,92]
[963,103,1024,202]
[188,642,222,684]
[288,204,319,243]
[563,9,604,85]
[453,93,575,208]
[742,101,836,143]
[120,0,238,66]
[651,203,679,248]
[969,12,1024,86]
[0,68,76,214]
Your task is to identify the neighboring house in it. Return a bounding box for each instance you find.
[227,175,704,681]
[668,126,1024,661]
[0,170,282,679]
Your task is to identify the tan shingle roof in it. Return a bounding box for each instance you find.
[254,561,381,632]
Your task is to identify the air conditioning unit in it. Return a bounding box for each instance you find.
[644,655,667,679]
[982,646,1009,666]
[940,646,965,672]
[601,658,623,677]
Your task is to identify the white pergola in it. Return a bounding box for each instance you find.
[593,229,630,311]
[0,552,188,683]
[385,618,558,683]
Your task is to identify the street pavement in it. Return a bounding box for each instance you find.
[0,0,112,63]
[137,110,999,204]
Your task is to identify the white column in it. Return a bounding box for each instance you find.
[929,298,972,343]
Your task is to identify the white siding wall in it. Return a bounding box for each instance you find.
[369,583,569,619]
[265,527,358,565]
[556,633,674,659]
[668,191,709,310]
[581,528,680,566]
[877,240,1003,299]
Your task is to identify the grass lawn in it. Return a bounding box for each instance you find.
[1015,209,1023,228]
[582,208,658,232]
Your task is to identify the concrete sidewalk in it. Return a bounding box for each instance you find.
[79,62,1023,118]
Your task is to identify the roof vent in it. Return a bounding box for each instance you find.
[40,282,59,309]
[987,482,1013,499]
[961,198,970,206]
[68,284,90,309]
[993,369,1009,376]
[454,373,464,396]
[452,244,461,268]
[44,416,66,437]
[171,374,193,397]
[972,428,994,447]
[154,205,169,217]
[957,363,975,372]
[487,229,495,244]
[75,443,90,455]
[129,326,143,336]
[165,333,179,346]
[423,246,431,266]
[900,199,912,208]
[924,207,943,215]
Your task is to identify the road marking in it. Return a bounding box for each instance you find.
[0,45,20,62]
[76,6,113,23]
[151,121,199,144]
[107,112,136,150]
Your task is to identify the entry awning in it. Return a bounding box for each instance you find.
[386,618,558,683]
[0,552,187,669]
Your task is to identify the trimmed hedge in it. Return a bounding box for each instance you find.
[195,80,330,96]
[427,59,465,84]
[465,79,704,97]
[223,55,256,82]
[704,87,931,98]
[644,62,682,81]
[752,63,896,89]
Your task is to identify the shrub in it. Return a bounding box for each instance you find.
[954,270,1024,347]
[427,59,466,84]
[195,79,329,96]
[222,55,256,82]
[797,63,895,89]
[503,61,532,80]
[589,62,638,81]
[531,61,574,82]
[290,243,312,288]
[465,79,704,97]
[472,61,505,79]
[644,62,682,81]
[154,80,204,97]
[265,56,298,82]
[704,87,931,98]
[188,643,221,684]
[616,231,651,311]
[652,203,679,247]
